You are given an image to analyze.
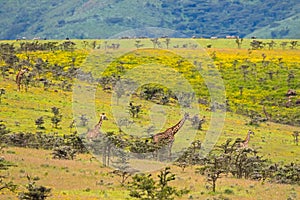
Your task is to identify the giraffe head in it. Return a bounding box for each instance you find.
[20,68,29,73]
[184,113,190,120]
[100,113,108,120]
[248,130,254,135]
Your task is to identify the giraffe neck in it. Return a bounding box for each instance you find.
[170,116,187,136]
[244,132,251,145]
[95,118,103,129]
[20,70,27,75]
[17,69,27,78]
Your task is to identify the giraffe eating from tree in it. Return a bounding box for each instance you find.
[152,113,190,159]
[16,68,29,91]
[239,130,255,148]
[86,113,108,141]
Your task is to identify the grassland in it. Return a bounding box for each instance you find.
[0,38,299,199]
[0,147,299,200]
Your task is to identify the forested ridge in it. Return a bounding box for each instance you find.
[0,0,299,39]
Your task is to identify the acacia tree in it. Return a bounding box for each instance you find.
[112,149,132,185]
[196,155,225,193]
[51,107,62,128]
[35,117,45,129]
[235,37,243,49]
[135,40,144,49]
[18,175,51,200]
[128,167,189,200]
[290,41,298,49]
[79,114,88,126]
[150,38,159,48]
[52,146,76,160]
[129,102,142,118]
[164,38,171,49]
[292,131,299,146]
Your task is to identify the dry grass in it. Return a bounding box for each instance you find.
[1,147,299,199]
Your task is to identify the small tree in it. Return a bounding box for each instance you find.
[128,167,189,200]
[51,116,61,129]
[69,120,76,133]
[135,40,144,49]
[235,37,243,49]
[164,38,171,49]
[52,146,76,160]
[79,114,88,126]
[190,115,205,130]
[129,102,142,118]
[51,107,59,116]
[64,132,87,153]
[112,149,133,185]
[35,117,45,129]
[175,140,202,171]
[292,131,299,146]
[150,38,159,48]
[196,155,224,193]
[18,175,51,200]
[129,173,156,199]
[51,107,62,128]
[290,41,298,49]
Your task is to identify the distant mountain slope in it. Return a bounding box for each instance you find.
[245,13,300,39]
[0,0,299,39]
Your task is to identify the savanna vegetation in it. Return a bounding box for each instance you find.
[0,38,299,199]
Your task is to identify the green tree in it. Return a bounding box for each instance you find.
[128,167,189,200]
[52,146,76,160]
[135,40,144,49]
[129,102,142,118]
[292,131,299,146]
[196,155,225,193]
[79,114,88,126]
[51,107,62,128]
[290,41,298,49]
[175,140,202,171]
[150,38,159,48]
[51,116,61,129]
[18,175,51,200]
[35,117,45,129]
[164,38,171,49]
[235,37,243,49]
[112,149,133,185]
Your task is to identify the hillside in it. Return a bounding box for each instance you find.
[246,13,300,39]
[0,0,300,39]
[0,38,299,199]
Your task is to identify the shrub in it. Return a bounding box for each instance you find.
[52,146,76,160]
[18,175,51,200]
[128,167,189,200]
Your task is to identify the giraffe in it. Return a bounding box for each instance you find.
[152,113,189,159]
[239,130,255,148]
[16,68,29,91]
[86,113,108,141]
